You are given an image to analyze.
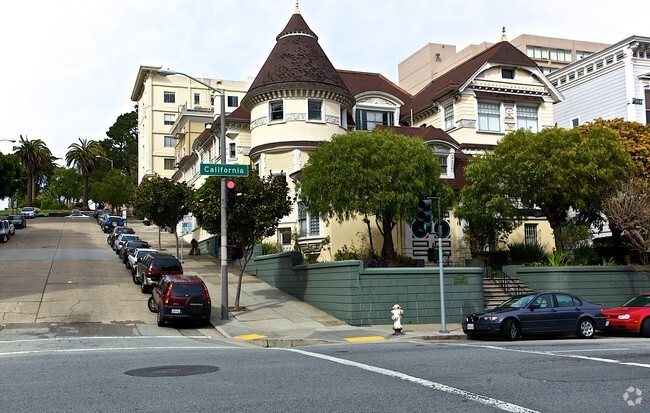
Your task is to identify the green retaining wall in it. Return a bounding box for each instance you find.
[252,251,484,325]
[505,265,650,309]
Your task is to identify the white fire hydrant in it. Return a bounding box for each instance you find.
[391,304,404,335]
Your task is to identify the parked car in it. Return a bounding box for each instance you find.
[95,209,111,224]
[603,293,650,337]
[107,226,135,247]
[8,214,26,229]
[0,220,12,242]
[147,274,211,327]
[120,240,150,263]
[127,247,158,272]
[20,206,36,218]
[135,252,183,293]
[113,234,140,253]
[462,292,607,341]
[101,216,124,233]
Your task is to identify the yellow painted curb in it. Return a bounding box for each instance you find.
[234,333,267,340]
[344,336,386,343]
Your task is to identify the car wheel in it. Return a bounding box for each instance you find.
[1,234,7,243]
[132,272,141,285]
[501,319,520,341]
[157,309,165,327]
[185,295,205,316]
[126,261,131,269]
[577,318,595,339]
[466,334,479,340]
[141,283,150,294]
[641,319,650,338]
[131,267,137,276]
[148,296,158,313]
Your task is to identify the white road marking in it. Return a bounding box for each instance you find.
[282,348,540,413]
[550,348,630,353]
[0,336,207,344]
[0,345,240,357]
[449,343,650,369]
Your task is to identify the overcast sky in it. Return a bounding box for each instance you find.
[0,0,647,163]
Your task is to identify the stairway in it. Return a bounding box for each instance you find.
[482,276,535,309]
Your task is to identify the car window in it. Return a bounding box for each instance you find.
[533,294,555,308]
[555,294,575,308]
[152,259,182,271]
[499,295,534,308]
[171,283,205,297]
[623,295,650,307]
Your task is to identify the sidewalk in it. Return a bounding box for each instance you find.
[133,221,466,347]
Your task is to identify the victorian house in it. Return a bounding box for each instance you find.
[141,6,564,264]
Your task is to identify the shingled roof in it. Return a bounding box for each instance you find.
[241,11,354,111]
[403,41,539,122]
[338,70,412,103]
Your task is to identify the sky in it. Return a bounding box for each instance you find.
[0,0,648,164]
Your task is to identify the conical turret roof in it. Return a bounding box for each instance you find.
[241,11,354,110]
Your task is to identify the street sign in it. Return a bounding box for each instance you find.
[200,163,249,177]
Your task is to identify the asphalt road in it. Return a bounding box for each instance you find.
[1,217,650,412]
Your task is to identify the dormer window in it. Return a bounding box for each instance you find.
[433,145,455,179]
[270,100,284,122]
[356,109,393,130]
[502,68,515,79]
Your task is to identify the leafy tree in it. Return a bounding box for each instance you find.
[299,128,443,260]
[472,127,632,251]
[48,167,83,207]
[0,153,23,200]
[579,118,650,179]
[89,169,134,210]
[192,174,293,309]
[456,155,520,255]
[102,111,138,184]
[14,135,53,206]
[66,138,106,209]
[132,176,193,255]
[603,177,650,263]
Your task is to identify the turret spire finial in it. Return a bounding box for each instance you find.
[500,26,507,42]
[295,0,300,14]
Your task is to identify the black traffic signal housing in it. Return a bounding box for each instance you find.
[226,180,237,210]
[411,199,433,238]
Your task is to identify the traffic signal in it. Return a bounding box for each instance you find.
[226,180,237,210]
[411,199,433,238]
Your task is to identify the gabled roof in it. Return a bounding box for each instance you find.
[376,125,469,190]
[338,70,412,103]
[404,41,541,120]
[241,11,354,110]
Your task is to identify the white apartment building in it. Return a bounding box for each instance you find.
[130,66,250,183]
[547,35,650,128]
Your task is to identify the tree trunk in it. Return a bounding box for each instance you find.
[83,174,89,209]
[363,215,374,255]
[26,174,33,206]
[380,217,396,260]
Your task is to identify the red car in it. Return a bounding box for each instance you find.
[603,293,650,336]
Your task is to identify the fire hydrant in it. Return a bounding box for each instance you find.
[391,304,404,335]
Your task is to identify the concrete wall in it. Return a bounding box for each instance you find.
[505,265,650,309]
[253,251,484,325]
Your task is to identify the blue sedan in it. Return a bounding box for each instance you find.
[462,292,607,340]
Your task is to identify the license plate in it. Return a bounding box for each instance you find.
[466,323,474,330]
[171,309,181,314]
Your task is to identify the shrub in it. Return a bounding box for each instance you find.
[334,245,360,261]
[572,244,598,265]
[394,254,416,267]
[547,250,568,266]
[508,242,547,265]
[261,242,280,255]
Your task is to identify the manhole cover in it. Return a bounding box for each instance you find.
[125,365,219,377]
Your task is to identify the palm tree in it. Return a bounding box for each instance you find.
[66,138,106,209]
[14,135,53,206]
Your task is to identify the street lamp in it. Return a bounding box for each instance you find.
[96,155,113,169]
[158,68,230,320]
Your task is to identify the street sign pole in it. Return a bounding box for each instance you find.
[219,90,229,320]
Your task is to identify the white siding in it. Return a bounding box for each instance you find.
[553,66,627,127]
